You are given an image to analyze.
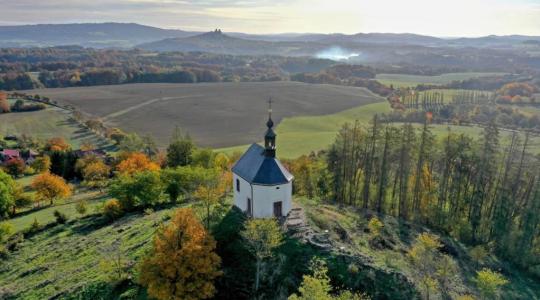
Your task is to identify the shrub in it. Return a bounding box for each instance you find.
[470,245,489,266]
[29,217,40,233]
[368,217,384,238]
[103,199,123,221]
[53,210,68,224]
[0,222,14,243]
[23,166,36,176]
[75,200,88,215]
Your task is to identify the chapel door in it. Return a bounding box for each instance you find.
[273,201,282,218]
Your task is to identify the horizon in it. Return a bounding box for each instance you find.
[1,21,539,39]
[0,0,539,37]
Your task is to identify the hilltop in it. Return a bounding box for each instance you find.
[0,23,195,48]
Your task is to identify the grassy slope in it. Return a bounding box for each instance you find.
[7,190,110,232]
[0,105,111,149]
[0,208,172,299]
[1,184,539,299]
[219,102,392,158]
[376,72,506,88]
[298,198,540,300]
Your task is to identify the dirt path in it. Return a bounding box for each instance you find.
[102,95,203,120]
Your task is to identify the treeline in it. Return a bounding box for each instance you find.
[0,92,46,113]
[0,47,337,90]
[293,118,540,276]
[291,64,393,96]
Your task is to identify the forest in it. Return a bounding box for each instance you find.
[289,117,540,278]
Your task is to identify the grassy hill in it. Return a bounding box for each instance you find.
[1,190,539,299]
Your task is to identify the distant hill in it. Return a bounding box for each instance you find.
[137,30,325,56]
[0,23,197,48]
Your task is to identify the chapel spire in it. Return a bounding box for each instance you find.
[264,98,276,158]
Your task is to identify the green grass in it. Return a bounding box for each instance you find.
[219,101,392,158]
[0,207,175,299]
[0,105,111,149]
[7,191,110,232]
[376,72,506,88]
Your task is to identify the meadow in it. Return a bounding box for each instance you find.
[375,72,505,88]
[22,82,384,148]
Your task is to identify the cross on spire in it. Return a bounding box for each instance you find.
[266,97,274,129]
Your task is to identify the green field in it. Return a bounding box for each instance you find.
[0,105,111,149]
[219,101,392,158]
[220,101,540,158]
[376,72,505,88]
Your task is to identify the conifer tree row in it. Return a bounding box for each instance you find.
[325,117,540,269]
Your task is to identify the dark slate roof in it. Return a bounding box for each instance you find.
[232,143,293,185]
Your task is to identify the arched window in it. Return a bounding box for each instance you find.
[236,179,240,192]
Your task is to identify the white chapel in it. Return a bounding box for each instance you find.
[231,104,294,219]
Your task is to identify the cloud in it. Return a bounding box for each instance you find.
[0,0,539,36]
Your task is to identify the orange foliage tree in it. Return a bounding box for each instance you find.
[0,91,9,113]
[45,137,71,152]
[116,152,160,175]
[31,172,72,205]
[139,208,222,300]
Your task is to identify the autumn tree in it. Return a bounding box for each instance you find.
[31,155,51,173]
[139,208,222,300]
[0,91,9,113]
[45,137,71,152]
[116,152,160,175]
[3,158,25,177]
[81,160,110,190]
[475,268,508,299]
[194,169,226,229]
[0,170,16,218]
[241,218,284,293]
[31,172,72,205]
[408,233,457,300]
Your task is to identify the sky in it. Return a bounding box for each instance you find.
[0,0,540,37]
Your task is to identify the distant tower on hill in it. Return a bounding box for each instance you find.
[231,100,294,219]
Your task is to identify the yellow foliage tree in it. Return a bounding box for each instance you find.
[139,208,222,300]
[82,160,110,191]
[194,171,227,229]
[31,155,51,173]
[116,152,160,175]
[31,172,72,205]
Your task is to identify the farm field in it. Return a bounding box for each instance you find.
[0,106,111,150]
[22,82,384,148]
[219,101,392,158]
[376,72,505,88]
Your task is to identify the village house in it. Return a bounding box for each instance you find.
[0,149,20,162]
[231,103,294,219]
